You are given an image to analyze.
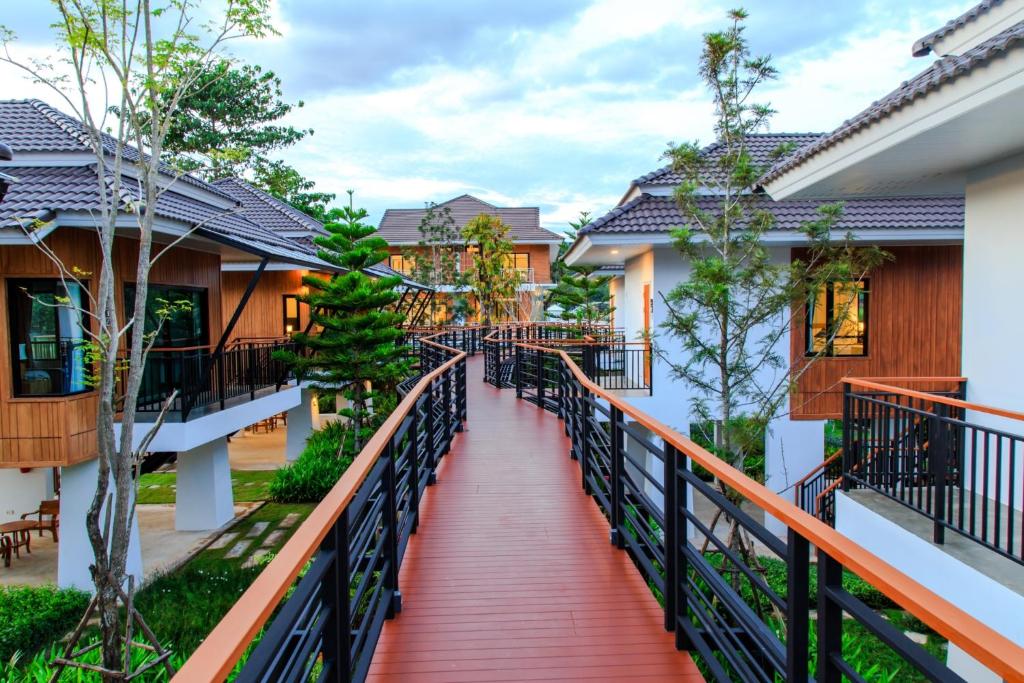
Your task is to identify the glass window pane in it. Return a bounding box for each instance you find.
[806,287,828,354]
[7,279,90,396]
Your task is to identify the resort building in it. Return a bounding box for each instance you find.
[376,194,563,323]
[0,99,428,589]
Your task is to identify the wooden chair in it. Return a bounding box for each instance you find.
[21,499,59,542]
[0,536,11,568]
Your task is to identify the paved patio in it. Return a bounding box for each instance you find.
[0,503,257,587]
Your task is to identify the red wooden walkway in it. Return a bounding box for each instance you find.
[368,357,702,682]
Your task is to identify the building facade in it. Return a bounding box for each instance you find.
[376,194,563,323]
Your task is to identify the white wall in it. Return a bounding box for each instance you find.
[0,468,54,523]
[963,154,1024,509]
[835,491,1021,681]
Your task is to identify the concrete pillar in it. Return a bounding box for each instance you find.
[58,458,143,591]
[0,468,52,523]
[764,413,825,537]
[175,437,234,531]
[286,387,319,461]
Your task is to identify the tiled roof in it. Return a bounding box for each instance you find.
[579,193,964,235]
[0,164,337,269]
[632,133,824,187]
[211,177,325,236]
[0,99,234,201]
[762,20,1024,185]
[913,0,1004,56]
[377,194,562,244]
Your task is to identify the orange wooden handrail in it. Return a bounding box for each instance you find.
[792,449,842,504]
[525,343,1024,681]
[172,333,466,682]
[845,377,1024,424]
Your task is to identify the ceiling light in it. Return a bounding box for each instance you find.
[610,249,620,255]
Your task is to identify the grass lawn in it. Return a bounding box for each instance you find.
[137,469,276,504]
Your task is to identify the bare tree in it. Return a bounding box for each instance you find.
[1,1,275,677]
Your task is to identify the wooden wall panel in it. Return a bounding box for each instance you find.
[221,270,308,341]
[0,229,222,467]
[791,245,963,419]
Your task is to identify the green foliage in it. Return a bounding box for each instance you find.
[407,203,464,290]
[156,59,309,180]
[546,264,613,330]
[276,192,411,450]
[137,470,275,504]
[551,211,592,283]
[270,422,353,503]
[462,214,521,325]
[689,418,766,482]
[133,564,262,655]
[0,586,89,661]
[659,9,889,477]
[252,159,336,222]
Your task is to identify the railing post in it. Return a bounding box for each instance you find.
[408,407,420,534]
[218,352,227,411]
[610,405,624,548]
[816,550,844,683]
[675,454,691,651]
[929,403,948,545]
[249,344,257,401]
[580,386,591,492]
[515,345,523,398]
[425,380,437,485]
[443,368,453,451]
[321,508,350,683]
[383,439,402,617]
[663,444,679,634]
[536,349,545,409]
[786,529,811,682]
[841,382,852,492]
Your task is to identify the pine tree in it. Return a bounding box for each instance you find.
[545,264,613,332]
[277,191,411,452]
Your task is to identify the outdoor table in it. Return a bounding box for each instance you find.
[0,520,35,564]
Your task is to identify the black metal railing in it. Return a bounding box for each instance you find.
[794,452,843,524]
[234,342,466,682]
[120,340,297,421]
[513,346,974,682]
[843,380,1023,565]
[404,325,487,358]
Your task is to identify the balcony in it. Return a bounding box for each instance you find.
[119,338,298,422]
[174,325,1024,683]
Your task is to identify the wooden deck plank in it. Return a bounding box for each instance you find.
[368,357,702,682]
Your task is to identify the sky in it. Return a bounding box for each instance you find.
[0,0,968,232]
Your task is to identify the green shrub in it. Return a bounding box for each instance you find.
[0,586,89,660]
[317,392,336,414]
[133,563,262,656]
[270,421,352,503]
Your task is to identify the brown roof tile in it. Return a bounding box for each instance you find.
[377,194,562,244]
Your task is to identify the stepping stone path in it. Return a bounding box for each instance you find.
[262,530,286,548]
[242,550,271,569]
[246,521,270,538]
[209,532,238,550]
[279,513,301,528]
[225,540,251,559]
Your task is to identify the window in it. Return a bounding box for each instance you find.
[123,284,208,348]
[283,294,300,335]
[806,281,868,357]
[389,254,413,276]
[7,279,90,396]
[501,253,530,271]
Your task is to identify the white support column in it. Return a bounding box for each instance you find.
[58,458,143,591]
[175,437,234,531]
[764,413,825,537]
[285,387,319,461]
